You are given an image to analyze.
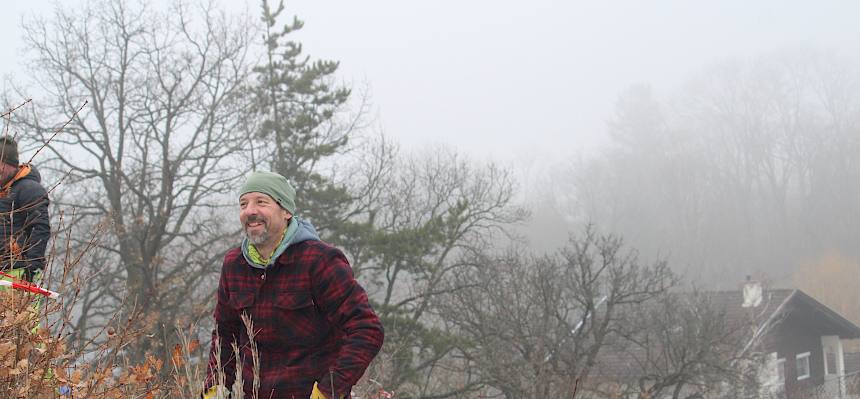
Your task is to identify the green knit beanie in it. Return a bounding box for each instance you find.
[239,171,297,214]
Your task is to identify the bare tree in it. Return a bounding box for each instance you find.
[8,0,255,360]
[356,145,526,398]
[607,289,761,399]
[437,226,674,399]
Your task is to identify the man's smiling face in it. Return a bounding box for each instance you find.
[239,192,291,246]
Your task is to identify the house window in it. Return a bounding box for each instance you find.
[825,346,837,375]
[797,352,811,380]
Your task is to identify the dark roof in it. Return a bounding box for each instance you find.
[700,288,860,344]
[590,287,860,382]
[791,290,860,339]
[705,289,794,329]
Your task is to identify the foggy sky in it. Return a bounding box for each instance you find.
[2,0,859,164]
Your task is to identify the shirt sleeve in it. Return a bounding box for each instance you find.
[311,247,384,397]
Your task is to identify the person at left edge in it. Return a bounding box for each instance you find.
[0,136,50,283]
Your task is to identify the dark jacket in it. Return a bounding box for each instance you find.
[206,219,384,399]
[0,164,50,278]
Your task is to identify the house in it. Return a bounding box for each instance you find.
[590,279,860,399]
[732,280,860,398]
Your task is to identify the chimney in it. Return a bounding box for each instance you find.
[742,275,762,308]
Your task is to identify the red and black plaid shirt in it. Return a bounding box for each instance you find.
[206,240,384,398]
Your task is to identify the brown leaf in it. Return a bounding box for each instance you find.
[71,369,83,384]
[171,343,185,367]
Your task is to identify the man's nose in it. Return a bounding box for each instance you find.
[242,203,258,216]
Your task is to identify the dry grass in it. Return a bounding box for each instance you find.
[0,288,204,398]
[0,207,212,398]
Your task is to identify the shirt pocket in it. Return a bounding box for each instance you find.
[275,290,315,310]
[272,290,327,346]
[228,290,255,311]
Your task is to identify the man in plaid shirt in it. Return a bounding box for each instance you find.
[205,171,384,399]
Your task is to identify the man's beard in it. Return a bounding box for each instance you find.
[244,216,270,245]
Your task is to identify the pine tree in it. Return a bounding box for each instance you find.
[253,0,354,234]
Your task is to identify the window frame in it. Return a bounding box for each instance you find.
[824,345,838,376]
[796,352,811,381]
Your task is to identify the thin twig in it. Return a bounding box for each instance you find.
[28,100,88,164]
[45,169,73,196]
[1,98,32,119]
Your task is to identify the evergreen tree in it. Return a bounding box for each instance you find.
[253,0,355,234]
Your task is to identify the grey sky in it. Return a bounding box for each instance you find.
[2,0,859,163]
